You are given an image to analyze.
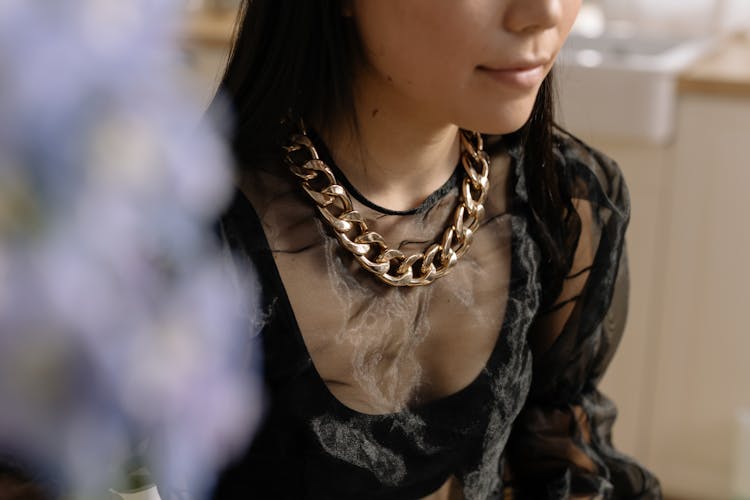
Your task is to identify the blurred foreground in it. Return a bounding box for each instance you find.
[0,1,261,498]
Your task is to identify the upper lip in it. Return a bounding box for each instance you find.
[479,58,551,71]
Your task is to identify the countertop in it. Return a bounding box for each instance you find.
[182,9,750,98]
[678,33,750,98]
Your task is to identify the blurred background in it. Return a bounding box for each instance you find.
[157,0,750,498]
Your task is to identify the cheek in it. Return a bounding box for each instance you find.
[463,91,543,135]
[352,2,482,92]
[359,16,465,86]
[560,0,583,37]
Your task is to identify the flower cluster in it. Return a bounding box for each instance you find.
[0,0,261,497]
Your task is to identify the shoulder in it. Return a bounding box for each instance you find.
[552,126,630,221]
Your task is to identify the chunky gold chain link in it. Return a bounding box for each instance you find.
[283,121,490,287]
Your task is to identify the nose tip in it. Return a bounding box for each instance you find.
[503,0,564,34]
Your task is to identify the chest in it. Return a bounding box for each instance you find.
[272,215,513,414]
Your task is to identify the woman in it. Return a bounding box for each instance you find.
[213,1,662,498]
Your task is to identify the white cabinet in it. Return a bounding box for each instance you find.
[576,93,750,499]
[647,94,750,499]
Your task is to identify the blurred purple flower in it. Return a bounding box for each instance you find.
[0,1,262,498]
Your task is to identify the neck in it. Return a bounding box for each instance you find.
[319,68,461,212]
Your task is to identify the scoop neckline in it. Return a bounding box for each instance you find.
[235,153,527,419]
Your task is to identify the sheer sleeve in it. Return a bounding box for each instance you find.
[504,133,662,499]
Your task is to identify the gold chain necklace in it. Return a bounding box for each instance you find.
[283,121,491,287]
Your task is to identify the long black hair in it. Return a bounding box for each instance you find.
[212,0,580,310]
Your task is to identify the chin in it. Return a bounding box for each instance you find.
[474,107,537,136]
[458,93,540,135]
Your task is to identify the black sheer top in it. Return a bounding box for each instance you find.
[212,128,661,499]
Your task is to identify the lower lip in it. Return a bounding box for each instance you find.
[478,65,546,89]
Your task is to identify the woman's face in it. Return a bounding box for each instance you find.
[349,0,581,134]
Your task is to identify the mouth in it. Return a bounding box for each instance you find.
[477,59,551,89]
